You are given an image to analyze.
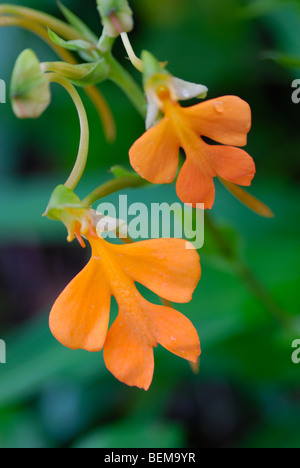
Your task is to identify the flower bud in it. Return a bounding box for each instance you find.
[44,185,92,244]
[10,49,51,119]
[97,0,133,37]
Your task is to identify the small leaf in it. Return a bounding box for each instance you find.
[220,178,275,218]
[48,28,92,52]
[110,165,142,180]
[58,1,98,44]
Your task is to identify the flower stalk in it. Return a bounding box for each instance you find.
[0,4,83,40]
[83,175,148,207]
[47,73,89,190]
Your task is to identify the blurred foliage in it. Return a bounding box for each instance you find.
[0,0,300,448]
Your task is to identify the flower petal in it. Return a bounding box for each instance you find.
[172,77,208,101]
[110,239,201,304]
[176,158,216,209]
[184,96,251,146]
[145,300,200,362]
[145,93,160,129]
[103,312,155,390]
[129,117,180,184]
[50,258,111,352]
[209,145,256,186]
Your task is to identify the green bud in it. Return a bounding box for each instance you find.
[44,185,92,243]
[10,49,51,119]
[97,0,133,37]
[141,50,169,87]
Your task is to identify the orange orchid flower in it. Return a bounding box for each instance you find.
[130,88,255,209]
[129,55,256,209]
[50,231,201,390]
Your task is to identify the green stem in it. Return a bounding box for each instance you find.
[83,176,148,207]
[205,213,288,327]
[48,73,89,191]
[0,4,82,40]
[107,55,146,118]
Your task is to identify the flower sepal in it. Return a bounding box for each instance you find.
[44,185,92,245]
[141,51,208,129]
[10,49,51,119]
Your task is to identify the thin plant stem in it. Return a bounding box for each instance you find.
[83,176,148,207]
[0,4,83,40]
[0,16,116,141]
[0,16,77,64]
[47,73,89,191]
[85,85,116,142]
[107,55,146,118]
[205,213,288,327]
[120,32,143,72]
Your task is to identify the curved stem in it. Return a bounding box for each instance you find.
[83,176,148,207]
[0,16,78,64]
[0,16,116,142]
[107,55,146,118]
[47,73,89,191]
[0,4,82,40]
[85,85,116,142]
[120,32,143,72]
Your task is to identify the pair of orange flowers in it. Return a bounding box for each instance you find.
[50,64,255,390]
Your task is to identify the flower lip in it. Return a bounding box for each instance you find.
[145,73,208,129]
[49,235,201,390]
[156,84,172,102]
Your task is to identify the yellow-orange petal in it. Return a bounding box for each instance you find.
[176,158,216,209]
[208,145,256,186]
[129,117,180,184]
[50,258,111,352]
[110,239,201,304]
[184,96,251,147]
[103,312,155,391]
[145,300,201,362]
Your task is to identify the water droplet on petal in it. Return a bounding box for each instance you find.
[214,101,224,113]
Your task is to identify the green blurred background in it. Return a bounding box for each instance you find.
[0,0,300,448]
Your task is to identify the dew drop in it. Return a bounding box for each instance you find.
[214,101,224,113]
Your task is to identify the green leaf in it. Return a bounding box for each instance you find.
[262,51,300,69]
[73,419,184,449]
[0,312,106,408]
[57,1,99,44]
[110,165,142,180]
[48,28,93,52]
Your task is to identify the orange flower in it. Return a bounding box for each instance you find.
[50,232,201,390]
[129,86,256,209]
